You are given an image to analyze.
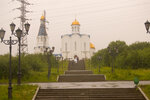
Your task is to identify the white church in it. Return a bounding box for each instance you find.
[61,19,95,60]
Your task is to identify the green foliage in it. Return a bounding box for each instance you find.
[0,85,37,100]
[129,41,150,50]
[91,40,150,69]
[0,53,68,83]
[22,61,68,82]
[0,54,9,79]
[86,66,150,80]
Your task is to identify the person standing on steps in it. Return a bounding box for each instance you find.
[74,55,78,63]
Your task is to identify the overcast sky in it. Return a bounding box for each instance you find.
[0,0,150,55]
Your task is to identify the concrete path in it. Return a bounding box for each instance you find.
[30,81,150,89]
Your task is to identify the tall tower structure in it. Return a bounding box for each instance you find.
[34,11,49,54]
[13,0,32,53]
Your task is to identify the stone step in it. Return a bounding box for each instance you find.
[58,74,105,82]
[36,98,145,100]
[35,88,146,100]
[68,66,85,70]
[68,60,85,70]
[38,88,139,93]
[65,70,93,74]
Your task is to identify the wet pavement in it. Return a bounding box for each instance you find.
[30,81,150,89]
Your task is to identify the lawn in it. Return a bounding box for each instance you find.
[86,65,150,80]
[23,65,68,82]
[0,85,37,100]
[140,85,150,99]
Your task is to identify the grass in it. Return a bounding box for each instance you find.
[0,85,37,100]
[86,64,150,80]
[0,61,68,83]
[23,65,68,82]
[140,85,150,99]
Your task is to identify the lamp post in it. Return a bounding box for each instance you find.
[0,28,18,99]
[108,46,118,73]
[44,47,55,80]
[10,22,30,85]
[62,57,63,69]
[144,20,150,33]
[98,55,102,72]
[56,56,61,74]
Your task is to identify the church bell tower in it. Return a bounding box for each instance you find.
[71,19,80,34]
[34,11,49,54]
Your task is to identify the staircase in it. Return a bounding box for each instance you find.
[35,88,146,100]
[68,60,85,70]
[58,60,105,82]
[65,70,93,74]
[34,60,147,100]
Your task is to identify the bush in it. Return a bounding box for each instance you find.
[0,53,58,81]
[91,41,150,69]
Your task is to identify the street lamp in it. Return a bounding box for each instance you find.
[108,46,118,73]
[0,28,18,99]
[98,55,102,72]
[44,47,55,80]
[10,22,30,85]
[144,20,150,33]
[56,56,61,74]
[62,57,64,69]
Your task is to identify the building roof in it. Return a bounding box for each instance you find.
[61,33,90,38]
[72,19,80,25]
[90,42,95,49]
[41,15,45,20]
[38,15,47,36]
[38,24,47,36]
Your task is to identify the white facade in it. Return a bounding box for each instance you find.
[34,13,49,54]
[35,36,49,53]
[61,19,95,60]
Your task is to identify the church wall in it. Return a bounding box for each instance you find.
[61,35,71,59]
[61,34,93,60]
[35,36,49,54]
[36,36,49,47]
[90,48,95,57]
[81,35,90,59]
[70,34,82,59]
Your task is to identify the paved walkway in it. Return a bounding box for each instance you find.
[30,81,150,89]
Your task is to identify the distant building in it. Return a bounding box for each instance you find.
[34,12,49,53]
[61,19,95,60]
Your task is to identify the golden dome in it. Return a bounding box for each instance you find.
[90,43,95,49]
[41,15,45,20]
[72,19,80,25]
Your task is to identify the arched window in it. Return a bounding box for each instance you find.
[65,43,67,51]
[84,42,86,51]
[75,42,77,51]
[75,26,76,32]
